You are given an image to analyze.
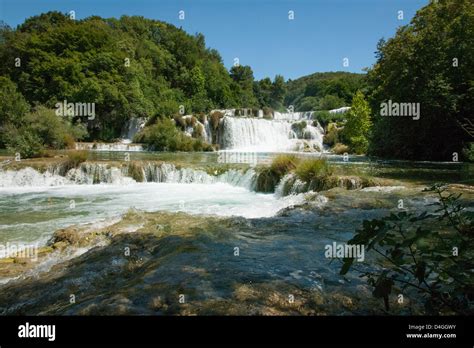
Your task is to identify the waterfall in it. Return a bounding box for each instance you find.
[219,116,324,152]
[219,117,296,152]
[120,117,146,143]
[275,174,307,197]
[142,162,257,189]
[329,107,351,114]
[0,163,257,190]
[0,167,70,187]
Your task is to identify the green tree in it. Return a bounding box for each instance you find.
[342,91,372,154]
[270,75,286,109]
[254,77,272,107]
[4,106,87,158]
[318,94,346,110]
[367,0,474,160]
[0,76,29,129]
[230,65,258,107]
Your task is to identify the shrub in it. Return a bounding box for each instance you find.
[192,138,213,152]
[193,123,205,139]
[127,162,144,182]
[349,135,369,155]
[313,110,346,128]
[67,150,88,166]
[270,154,299,178]
[62,150,88,173]
[462,143,474,162]
[210,111,223,130]
[157,100,181,118]
[0,76,29,138]
[255,155,300,193]
[4,125,43,158]
[291,121,307,136]
[136,118,212,152]
[323,123,339,146]
[262,107,273,119]
[340,184,474,314]
[137,118,179,151]
[332,143,350,155]
[3,106,87,158]
[295,158,333,183]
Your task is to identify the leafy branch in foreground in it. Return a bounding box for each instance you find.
[340,183,474,314]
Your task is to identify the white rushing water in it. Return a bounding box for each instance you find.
[0,163,257,189]
[219,116,324,152]
[0,164,312,246]
[220,117,296,152]
[120,117,146,143]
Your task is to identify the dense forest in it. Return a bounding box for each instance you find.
[367,0,473,161]
[0,13,266,141]
[0,13,356,138]
[0,0,472,161]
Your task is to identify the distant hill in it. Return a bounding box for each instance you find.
[285,71,367,111]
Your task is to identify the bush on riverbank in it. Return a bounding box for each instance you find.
[332,143,350,155]
[134,118,213,152]
[271,154,300,177]
[3,105,88,158]
[256,156,385,193]
[53,150,89,175]
[323,123,340,147]
[256,154,300,192]
[313,110,346,128]
[63,150,88,169]
[126,162,145,182]
[295,158,333,183]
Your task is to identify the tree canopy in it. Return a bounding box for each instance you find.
[0,13,246,140]
[367,0,474,160]
[285,72,366,112]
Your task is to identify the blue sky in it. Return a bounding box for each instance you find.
[0,0,428,80]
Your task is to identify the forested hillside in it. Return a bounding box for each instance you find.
[285,72,366,111]
[0,12,364,145]
[0,12,245,141]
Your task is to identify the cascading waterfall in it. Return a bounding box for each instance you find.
[219,116,297,152]
[121,117,146,143]
[218,115,324,152]
[74,118,146,152]
[0,162,257,191]
[275,173,307,197]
